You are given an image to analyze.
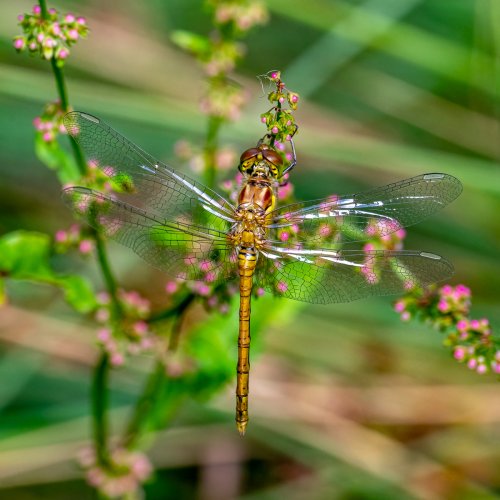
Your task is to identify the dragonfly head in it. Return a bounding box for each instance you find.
[239,144,283,180]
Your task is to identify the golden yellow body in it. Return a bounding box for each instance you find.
[232,170,276,435]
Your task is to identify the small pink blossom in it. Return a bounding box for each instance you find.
[133,321,148,336]
[67,29,79,40]
[97,328,111,342]
[111,352,125,366]
[55,230,67,242]
[79,239,93,254]
[394,301,405,313]
[276,281,288,293]
[165,281,178,294]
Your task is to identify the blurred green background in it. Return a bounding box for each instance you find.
[1,0,499,498]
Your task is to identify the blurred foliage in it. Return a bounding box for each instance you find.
[0,0,499,499]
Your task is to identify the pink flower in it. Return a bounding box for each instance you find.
[67,29,79,40]
[79,239,93,254]
[65,13,75,23]
[256,288,265,296]
[55,230,67,242]
[33,5,41,15]
[58,48,69,59]
[394,301,405,313]
[111,352,125,366]
[437,299,449,313]
[476,364,487,374]
[13,38,25,50]
[470,319,480,330]
[199,260,212,272]
[271,126,279,134]
[42,131,54,142]
[133,321,148,336]
[279,232,289,242]
[95,308,110,323]
[97,328,111,342]
[453,346,466,361]
[456,319,468,332]
[205,271,216,283]
[165,281,178,294]
[401,311,411,321]
[276,281,288,293]
[467,358,477,370]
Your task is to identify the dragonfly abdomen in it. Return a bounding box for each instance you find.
[235,248,257,436]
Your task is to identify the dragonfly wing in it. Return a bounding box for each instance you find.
[268,173,462,247]
[63,187,239,284]
[255,247,453,304]
[64,111,236,227]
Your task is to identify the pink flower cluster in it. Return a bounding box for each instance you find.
[361,219,406,285]
[394,284,497,375]
[79,446,152,498]
[200,84,247,121]
[14,5,88,65]
[95,290,157,366]
[54,223,94,256]
[213,1,269,32]
[33,100,66,144]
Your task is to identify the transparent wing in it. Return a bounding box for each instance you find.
[268,173,462,248]
[64,111,236,228]
[63,187,239,284]
[255,247,453,304]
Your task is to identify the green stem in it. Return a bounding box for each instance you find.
[38,0,48,18]
[123,360,166,449]
[123,294,195,448]
[203,115,222,189]
[49,59,86,176]
[92,352,110,466]
[149,293,195,323]
[38,0,119,467]
[94,228,122,319]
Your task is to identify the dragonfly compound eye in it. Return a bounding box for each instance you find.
[239,147,261,174]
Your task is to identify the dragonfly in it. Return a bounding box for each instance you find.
[63,111,462,435]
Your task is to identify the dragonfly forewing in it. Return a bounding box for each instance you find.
[63,112,236,224]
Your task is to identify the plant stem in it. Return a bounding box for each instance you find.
[92,352,110,465]
[38,0,48,18]
[123,294,195,448]
[94,228,122,319]
[38,0,120,466]
[203,115,222,189]
[123,360,165,449]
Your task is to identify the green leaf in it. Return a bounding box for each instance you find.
[0,231,53,279]
[0,230,97,313]
[0,278,5,306]
[170,30,211,58]
[34,134,80,184]
[57,274,98,314]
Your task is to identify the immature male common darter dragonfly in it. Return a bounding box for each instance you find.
[63,111,462,435]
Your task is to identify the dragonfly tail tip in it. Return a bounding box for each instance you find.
[236,421,247,436]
